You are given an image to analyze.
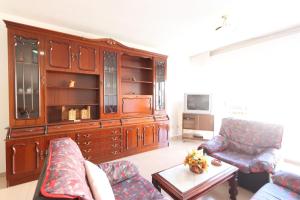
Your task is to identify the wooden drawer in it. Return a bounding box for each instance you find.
[100,120,121,128]
[154,115,169,121]
[47,124,75,133]
[75,121,100,130]
[77,135,122,146]
[76,128,122,141]
[122,95,152,114]
[121,117,154,125]
[10,127,45,138]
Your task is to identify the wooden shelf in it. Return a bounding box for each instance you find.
[47,86,99,90]
[122,65,153,70]
[47,103,99,107]
[122,80,153,84]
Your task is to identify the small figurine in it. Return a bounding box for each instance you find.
[69,80,76,88]
[68,108,76,121]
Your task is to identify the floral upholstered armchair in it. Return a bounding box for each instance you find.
[198,118,284,192]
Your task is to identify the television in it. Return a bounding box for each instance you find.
[184,94,212,114]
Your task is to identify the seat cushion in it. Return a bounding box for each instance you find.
[98,160,139,186]
[112,174,167,200]
[211,150,256,173]
[272,171,300,194]
[251,183,300,200]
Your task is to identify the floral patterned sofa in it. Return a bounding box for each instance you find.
[251,170,300,200]
[33,137,167,200]
[198,118,284,192]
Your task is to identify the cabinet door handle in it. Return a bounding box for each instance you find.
[35,142,40,169]
[84,156,91,160]
[157,127,160,142]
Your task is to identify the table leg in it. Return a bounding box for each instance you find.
[228,172,238,200]
[152,177,161,192]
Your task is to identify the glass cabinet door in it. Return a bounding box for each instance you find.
[155,60,166,111]
[103,51,118,113]
[14,35,40,119]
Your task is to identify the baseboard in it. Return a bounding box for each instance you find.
[170,135,182,140]
[0,172,5,177]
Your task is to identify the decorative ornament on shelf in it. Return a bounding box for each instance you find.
[184,149,208,174]
[68,108,76,121]
[69,80,76,88]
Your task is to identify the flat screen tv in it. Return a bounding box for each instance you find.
[184,94,211,114]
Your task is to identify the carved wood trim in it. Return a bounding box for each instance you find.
[4,21,167,59]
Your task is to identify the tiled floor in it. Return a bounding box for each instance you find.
[0,139,253,200]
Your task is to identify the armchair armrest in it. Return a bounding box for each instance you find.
[98,160,139,185]
[250,148,281,173]
[198,135,228,154]
[272,170,300,194]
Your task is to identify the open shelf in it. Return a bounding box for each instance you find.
[46,71,99,123]
[47,104,99,123]
[121,54,153,96]
[47,86,99,90]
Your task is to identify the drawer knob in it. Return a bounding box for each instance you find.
[83,141,91,145]
[84,134,90,138]
[83,148,91,153]
[111,151,118,155]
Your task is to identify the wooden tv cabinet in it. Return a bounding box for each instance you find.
[182,113,214,140]
[4,21,169,186]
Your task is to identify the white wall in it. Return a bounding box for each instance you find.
[0,13,187,173]
[0,20,9,174]
[189,32,300,162]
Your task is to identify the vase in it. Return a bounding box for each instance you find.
[189,165,203,174]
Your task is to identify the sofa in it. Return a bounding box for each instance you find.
[198,118,284,192]
[251,170,300,200]
[33,137,167,200]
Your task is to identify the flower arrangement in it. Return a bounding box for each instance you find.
[184,149,208,174]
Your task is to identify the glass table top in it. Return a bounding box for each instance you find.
[158,156,237,193]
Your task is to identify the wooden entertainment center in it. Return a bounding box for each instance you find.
[4,21,169,186]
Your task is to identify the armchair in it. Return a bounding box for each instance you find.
[198,118,283,192]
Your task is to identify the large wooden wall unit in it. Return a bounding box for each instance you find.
[4,21,169,186]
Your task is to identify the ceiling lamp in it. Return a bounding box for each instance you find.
[215,15,228,31]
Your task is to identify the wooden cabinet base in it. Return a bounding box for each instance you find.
[6,119,169,187]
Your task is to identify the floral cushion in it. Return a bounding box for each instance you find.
[211,150,255,173]
[112,174,167,200]
[272,171,300,194]
[220,118,283,152]
[199,135,228,154]
[98,160,139,186]
[40,137,93,200]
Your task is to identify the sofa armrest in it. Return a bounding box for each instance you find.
[98,160,139,185]
[272,170,300,194]
[198,135,228,154]
[250,148,280,173]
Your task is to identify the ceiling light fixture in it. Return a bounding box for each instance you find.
[215,15,228,31]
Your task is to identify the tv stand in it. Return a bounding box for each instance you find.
[182,113,214,140]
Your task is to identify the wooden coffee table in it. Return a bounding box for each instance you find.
[152,156,239,200]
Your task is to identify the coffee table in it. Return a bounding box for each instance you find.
[151,156,239,200]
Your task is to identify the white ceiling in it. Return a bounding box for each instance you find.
[0,0,300,56]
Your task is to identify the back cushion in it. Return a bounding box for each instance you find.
[40,137,93,200]
[220,118,283,153]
